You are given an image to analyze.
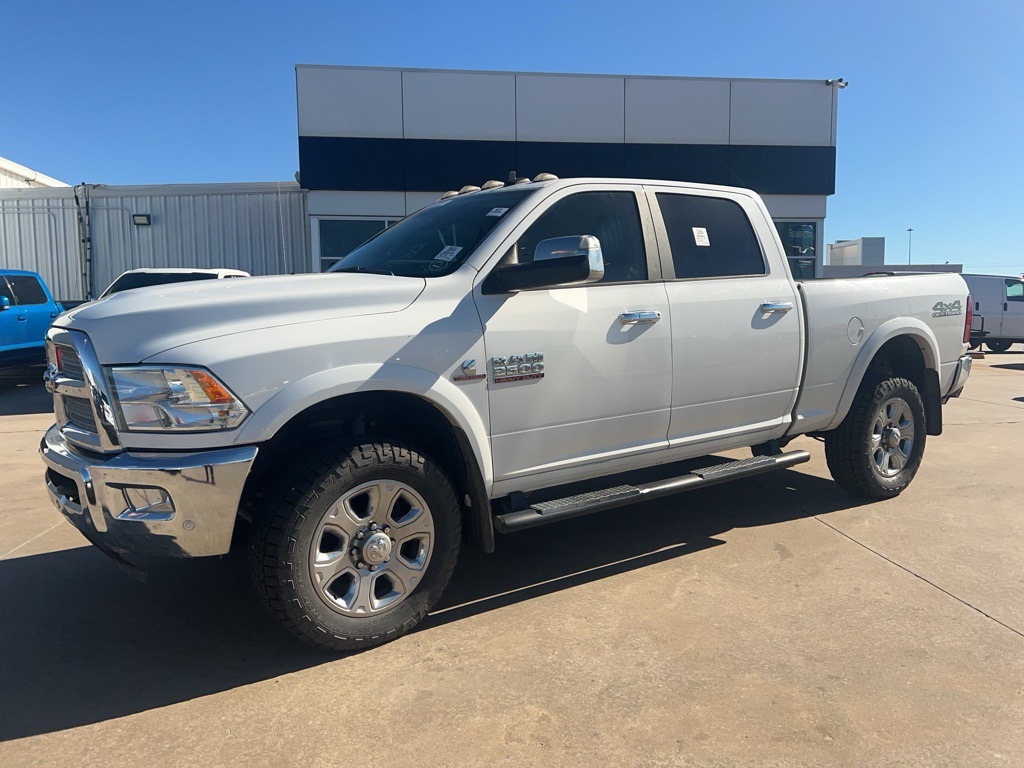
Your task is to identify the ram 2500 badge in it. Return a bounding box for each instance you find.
[40,176,973,651]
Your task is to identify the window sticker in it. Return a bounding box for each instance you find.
[434,245,463,262]
[692,227,711,247]
[486,207,510,217]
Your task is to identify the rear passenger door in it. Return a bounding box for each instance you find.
[646,187,802,447]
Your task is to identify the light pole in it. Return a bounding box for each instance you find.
[907,228,913,265]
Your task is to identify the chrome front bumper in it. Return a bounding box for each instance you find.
[946,353,972,399]
[40,424,258,559]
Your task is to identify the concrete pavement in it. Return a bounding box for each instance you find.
[1,355,1022,767]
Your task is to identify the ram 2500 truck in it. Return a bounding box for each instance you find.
[40,177,973,651]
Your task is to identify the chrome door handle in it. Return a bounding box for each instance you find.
[619,311,662,325]
[760,302,794,314]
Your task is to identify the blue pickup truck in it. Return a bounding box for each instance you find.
[0,269,64,370]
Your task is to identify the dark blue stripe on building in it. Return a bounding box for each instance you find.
[298,137,836,196]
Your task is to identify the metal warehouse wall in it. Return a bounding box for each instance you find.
[0,182,309,302]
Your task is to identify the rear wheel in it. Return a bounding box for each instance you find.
[985,339,1013,353]
[249,441,461,652]
[825,376,926,499]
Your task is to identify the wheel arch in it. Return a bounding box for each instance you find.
[826,321,943,436]
[237,365,494,552]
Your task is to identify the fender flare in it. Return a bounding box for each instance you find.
[233,362,493,493]
[823,318,941,432]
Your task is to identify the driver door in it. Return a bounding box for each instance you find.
[473,186,672,490]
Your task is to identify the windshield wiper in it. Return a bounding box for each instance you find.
[332,266,395,276]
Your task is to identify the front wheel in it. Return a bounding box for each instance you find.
[985,339,1013,353]
[249,441,461,652]
[825,376,927,499]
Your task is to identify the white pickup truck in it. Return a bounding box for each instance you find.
[40,176,973,651]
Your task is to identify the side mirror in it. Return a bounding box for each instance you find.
[483,235,604,294]
[0,296,10,311]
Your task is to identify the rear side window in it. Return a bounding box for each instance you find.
[6,275,48,305]
[656,193,766,279]
[1006,279,1024,303]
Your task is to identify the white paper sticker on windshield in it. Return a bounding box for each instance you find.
[487,207,509,217]
[435,245,463,262]
[692,227,711,247]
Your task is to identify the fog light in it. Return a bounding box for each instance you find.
[118,486,175,521]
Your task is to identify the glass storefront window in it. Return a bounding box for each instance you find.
[318,218,399,271]
[774,221,818,280]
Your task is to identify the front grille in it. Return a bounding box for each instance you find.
[64,396,97,432]
[58,345,84,380]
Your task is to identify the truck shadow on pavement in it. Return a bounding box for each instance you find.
[0,367,51,416]
[0,465,865,742]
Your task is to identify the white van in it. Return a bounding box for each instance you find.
[963,273,1024,352]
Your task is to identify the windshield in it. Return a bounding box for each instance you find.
[329,188,535,277]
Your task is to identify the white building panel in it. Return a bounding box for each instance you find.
[296,67,403,138]
[515,75,625,143]
[761,195,827,219]
[403,71,516,141]
[729,81,834,146]
[405,191,445,214]
[307,190,406,217]
[624,78,730,144]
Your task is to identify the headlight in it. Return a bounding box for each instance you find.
[107,366,249,431]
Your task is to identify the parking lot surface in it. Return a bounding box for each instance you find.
[1,356,1022,767]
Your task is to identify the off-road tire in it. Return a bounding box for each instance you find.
[249,441,461,652]
[825,376,926,499]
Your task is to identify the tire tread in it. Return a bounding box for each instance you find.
[248,440,460,652]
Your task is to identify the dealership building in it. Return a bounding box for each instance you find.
[1,66,843,301]
[298,66,841,277]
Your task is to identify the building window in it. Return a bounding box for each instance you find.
[774,221,818,280]
[317,218,399,271]
[775,222,816,259]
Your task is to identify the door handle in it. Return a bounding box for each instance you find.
[16,315,27,322]
[760,301,794,314]
[619,311,662,325]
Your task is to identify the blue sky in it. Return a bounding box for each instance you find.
[3,0,1021,274]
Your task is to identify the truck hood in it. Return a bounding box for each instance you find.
[57,273,426,363]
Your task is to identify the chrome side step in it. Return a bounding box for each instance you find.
[493,450,811,533]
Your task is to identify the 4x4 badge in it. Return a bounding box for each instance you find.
[932,300,962,318]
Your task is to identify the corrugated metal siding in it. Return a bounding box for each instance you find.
[0,192,83,301]
[0,183,308,302]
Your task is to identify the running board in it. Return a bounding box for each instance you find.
[493,450,811,533]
